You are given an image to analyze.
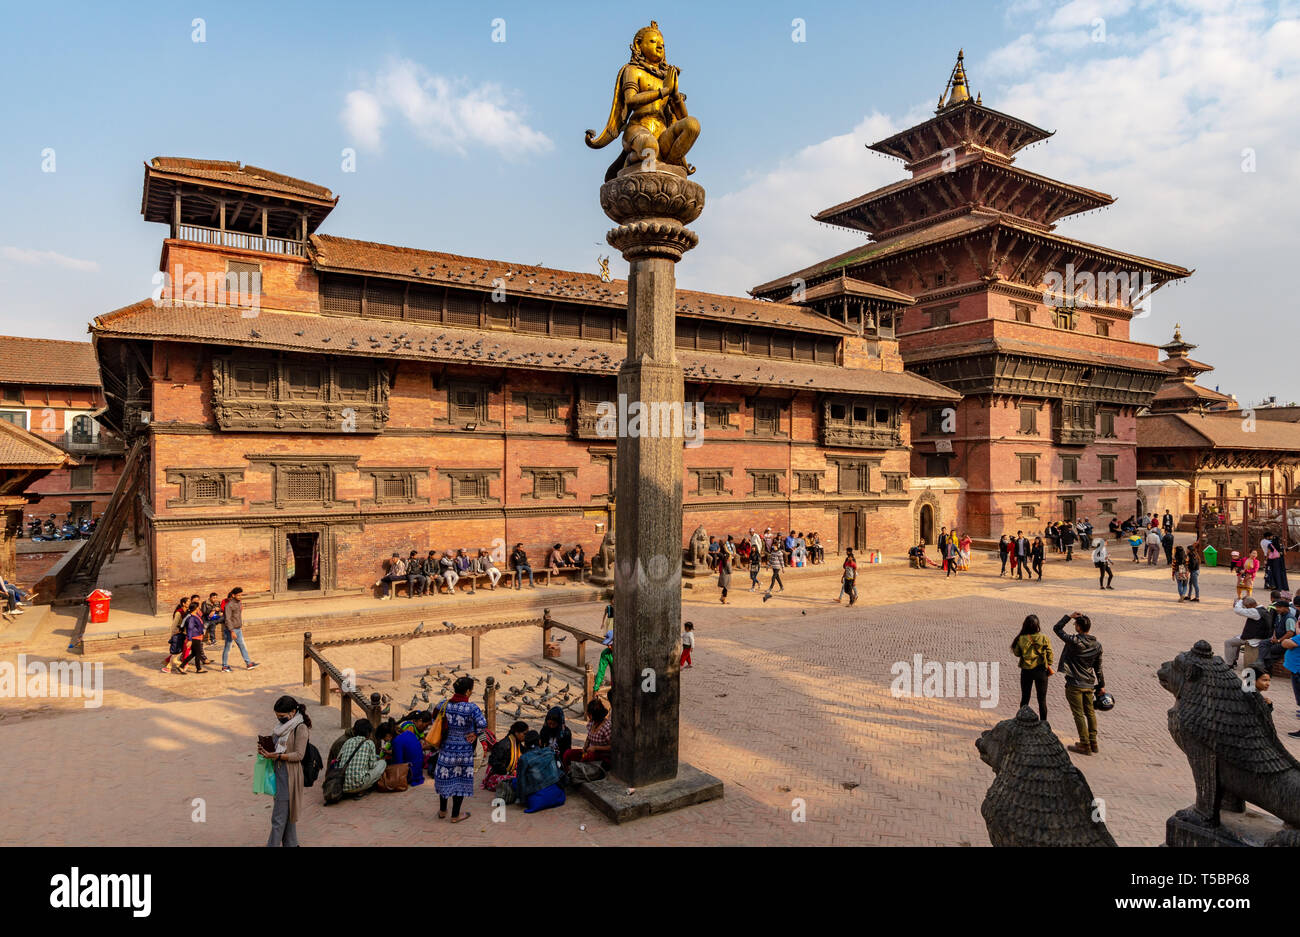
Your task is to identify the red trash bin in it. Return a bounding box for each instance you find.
[86,588,112,624]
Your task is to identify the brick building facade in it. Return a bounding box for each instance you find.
[91,158,960,610]
[752,53,1192,539]
[0,336,126,527]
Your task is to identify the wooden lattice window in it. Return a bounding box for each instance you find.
[448,383,489,425]
[367,283,405,319]
[382,476,405,499]
[884,473,906,494]
[233,364,273,398]
[698,325,722,352]
[321,277,362,316]
[283,470,324,501]
[553,307,582,338]
[795,471,822,493]
[748,470,782,497]
[165,468,244,507]
[584,313,613,341]
[794,336,815,361]
[753,402,780,437]
[70,466,93,490]
[226,260,262,297]
[441,470,499,504]
[518,302,548,333]
[407,287,442,323]
[192,477,219,500]
[286,365,325,400]
[337,369,371,401]
[446,293,480,327]
[691,468,731,497]
[521,467,576,500]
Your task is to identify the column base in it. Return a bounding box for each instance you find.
[578,762,724,824]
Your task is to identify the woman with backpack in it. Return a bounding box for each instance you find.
[434,675,488,823]
[837,549,858,605]
[1011,615,1054,722]
[1172,545,1191,600]
[258,695,312,847]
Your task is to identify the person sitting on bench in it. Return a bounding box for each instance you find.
[406,550,429,597]
[511,543,535,589]
[1226,597,1274,668]
[547,543,565,570]
[438,550,460,594]
[454,549,475,592]
[376,554,406,599]
[474,548,502,589]
[563,544,585,569]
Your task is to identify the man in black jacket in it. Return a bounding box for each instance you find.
[1054,613,1106,755]
[1060,523,1076,561]
[1016,532,1031,581]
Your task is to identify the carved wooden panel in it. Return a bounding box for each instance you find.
[212,354,388,433]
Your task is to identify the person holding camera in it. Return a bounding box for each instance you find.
[1053,612,1106,756]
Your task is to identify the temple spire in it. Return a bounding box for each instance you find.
[938,49,974,111]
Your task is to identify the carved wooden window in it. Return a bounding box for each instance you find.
[521,466,577,500]
[337,368,371,401]
[1053,308,1077,330]
[1094,318,1111,337]
[367,282,405,319]
[772,332,794,359]
[440,469,499,504]
[925,455,950,477]
[284,470,325,501]
[165,468,244,507]
[382,477,404,499]
[233,363,273,397]
[522,394,564,424]
[929,305,953,327]
[0,410,28,429]
[1061,455,1080,482]
[748,470,783,497]
[1019,405,1039,435]
[446,293,481,327]
[1018,502,1038,518]
[286,365,325,401]
[321,276,362,316]
[674,321,694,349]
[1098,410,1116,438]
[362,467,429,506]
[553,307,582,338]
[795,471,823,493]
[883,473,906,494]
[518,301,548,333]
[752,401,780,437]
[485,296,512,328]
[1100,499,1117,514]
[1013,303,1033,323]
[703,404,736,430]
[698,324,723,352]
[1099,455,1117,483]
[407,285,442,323]
[690,468,732,497]
[448,382,490,426]
[1018,454,1039,483]
[837,462,872,495]
[585,312,613,341]
[70,466,94,490]
[926,407,950,434]
[725,329,745,353]
[794,336,815,361]
[226,260,262,297]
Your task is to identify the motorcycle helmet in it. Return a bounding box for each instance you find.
[1094,690,1115,711]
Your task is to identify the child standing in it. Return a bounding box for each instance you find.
[680,621,695,668]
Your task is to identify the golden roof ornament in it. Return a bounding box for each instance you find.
[938,49,976,111]
[585,20,701,182]
[597,254,612,282]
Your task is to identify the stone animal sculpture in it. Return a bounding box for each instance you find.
[688,525,708,568]
[1157,640,1300,833]
[976,707,1117,846]
[590,530,615,581]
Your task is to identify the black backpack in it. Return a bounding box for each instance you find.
[302,742,323,788]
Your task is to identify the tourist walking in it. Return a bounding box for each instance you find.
[1031,536,1045,581]
[748,548,761,592]
[1161,528,1175,566]
[1145,527,1162,565]
[1053,612,1106,756]
[434,676,488,823]
[959,533,972,571]
[1126,529,1143,563]
[1060,522,1076,561]
[998,535,1010,577]
[259,695,311,846]
[1092,538,1114,589]
[220,586,259,672]
[761,545,784,601]
[838,549,858,605]
[1011,615,1054,722]
[1015,532,1030,581]
[1265,533,1289,592]
[716,553,731,604]
[680,621,694,668]
[1172,546,1191,601]
[1185,542,1201,602]
[181,600,207,672]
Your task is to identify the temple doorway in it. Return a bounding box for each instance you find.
[839,510,858,552]
[919,504,934,545]
[286,532,320,591]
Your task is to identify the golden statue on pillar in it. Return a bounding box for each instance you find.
[585,21,701,181]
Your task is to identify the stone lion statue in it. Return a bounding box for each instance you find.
[591,530,615,581]
[688,525,708,568]
[976,708,1117,846]
[1158,640,1300,832]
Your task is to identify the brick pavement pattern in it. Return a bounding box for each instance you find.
[1,549,1295,846]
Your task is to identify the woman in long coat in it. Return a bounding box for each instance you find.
[258,695,311,847]
[717,553,731,604]
[434,676,487,823]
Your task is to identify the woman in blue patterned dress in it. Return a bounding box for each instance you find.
[434,675,487,823]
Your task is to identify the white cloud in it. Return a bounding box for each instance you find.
[0,247,98,272]
[342,58,552,158]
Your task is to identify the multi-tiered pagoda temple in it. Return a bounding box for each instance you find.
[754,52,1194,537]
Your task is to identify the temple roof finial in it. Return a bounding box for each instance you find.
[938,49,974,112]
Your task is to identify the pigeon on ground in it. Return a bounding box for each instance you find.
[414,621,425,634]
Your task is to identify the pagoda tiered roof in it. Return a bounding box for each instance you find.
[867,101,1053,169]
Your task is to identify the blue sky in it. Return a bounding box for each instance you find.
[1,0,1296,405]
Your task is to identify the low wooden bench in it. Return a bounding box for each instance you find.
[536,564,587,586]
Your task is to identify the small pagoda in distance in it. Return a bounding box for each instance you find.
[1148,324,1236,413]
[754,51,1194,537]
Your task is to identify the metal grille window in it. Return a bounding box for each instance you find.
[283,471,324,501]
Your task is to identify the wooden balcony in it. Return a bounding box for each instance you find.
[1055,425,1096,446]
[821,424,902,449]
[175,223,305,257]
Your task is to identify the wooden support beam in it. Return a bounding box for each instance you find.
[577,638,587,671]
[391,642,401,682]
[341,693,352,729]
[583,663,594,707]
[471,633,481,669]
[483,677,496,736]
[319,671,329,707]
[302,632,313,686]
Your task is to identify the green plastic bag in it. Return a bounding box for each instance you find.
[253,755,277,796]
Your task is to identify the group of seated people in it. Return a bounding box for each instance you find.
[327,697,613,813]
[0,572,35,617]
[374,543,588,598]
[705,529,824,569]
[1226,589,1298,673]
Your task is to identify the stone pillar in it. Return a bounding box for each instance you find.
[601,165,703,787]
